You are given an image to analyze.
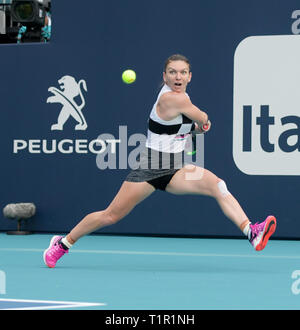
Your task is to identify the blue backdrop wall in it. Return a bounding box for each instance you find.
[0,0,300,238]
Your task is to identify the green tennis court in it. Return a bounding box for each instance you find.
[0,233,300,310]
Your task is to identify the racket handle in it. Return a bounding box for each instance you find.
[192,132,196,152]
[186,131,197,155]
[201,120,210,132]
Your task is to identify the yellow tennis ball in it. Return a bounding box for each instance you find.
[122,70,136,84]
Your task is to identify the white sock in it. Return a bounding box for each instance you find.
[243,223,251,239]
[61,236,73,249]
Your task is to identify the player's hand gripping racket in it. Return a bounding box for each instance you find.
[186,120,211,155]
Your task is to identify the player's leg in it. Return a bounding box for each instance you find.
[166,165,248,228]
[43,181,155,267]
[165,165,276,250]
[69,181,155,242]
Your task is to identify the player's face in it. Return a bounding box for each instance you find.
[163,60,192,93]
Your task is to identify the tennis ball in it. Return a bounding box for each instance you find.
[122,70,136,84]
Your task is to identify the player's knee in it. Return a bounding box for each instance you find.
[215,179,231,198]
[103,208,123,225]
[208,178,230,198]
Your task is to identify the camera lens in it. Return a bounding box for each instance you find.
[14,3,34,20]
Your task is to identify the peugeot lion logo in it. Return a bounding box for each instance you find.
[47,75,88,131]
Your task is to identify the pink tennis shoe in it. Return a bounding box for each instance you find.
[248,215,277,251]
[43,235,68,268]
[42,216,276,268]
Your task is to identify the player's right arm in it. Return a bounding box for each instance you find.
[157,92,210,132]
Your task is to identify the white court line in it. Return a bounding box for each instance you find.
[0,247,299,259]
[0,298,106,310]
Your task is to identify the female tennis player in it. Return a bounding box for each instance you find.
[43,54,276,268]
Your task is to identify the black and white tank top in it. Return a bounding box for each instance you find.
[146,84,195,153]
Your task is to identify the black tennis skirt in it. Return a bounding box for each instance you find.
[125,147,184,190]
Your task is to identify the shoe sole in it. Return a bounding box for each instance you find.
[43,235,61,268]
[255,216,277,251]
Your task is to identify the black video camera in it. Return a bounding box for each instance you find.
[11,0,50,27]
